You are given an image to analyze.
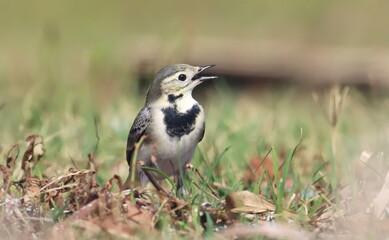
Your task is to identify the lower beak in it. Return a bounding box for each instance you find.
[192,65,217,81]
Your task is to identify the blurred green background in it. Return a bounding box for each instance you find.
[0,0,388,187]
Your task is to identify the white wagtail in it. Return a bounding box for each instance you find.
[124,64,216,191]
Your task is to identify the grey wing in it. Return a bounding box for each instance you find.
[126,107,151,166]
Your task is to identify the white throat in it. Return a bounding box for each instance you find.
[170,92,198,112]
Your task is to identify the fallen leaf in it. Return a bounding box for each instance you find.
[370,170,389,219]
[225,190,276,214]
[355,150,373,177]
[124,200,153,227]
[225,191,302,220]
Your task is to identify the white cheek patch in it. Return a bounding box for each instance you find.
[160,77,174,92]
[161,76,175,85]
[160,72,197,94]
[161,75,186,93]
[163,86,178,93]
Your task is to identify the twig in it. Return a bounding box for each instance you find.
[93,116,100,156]
[151,198,169,227]
[358,156,389,188]
[191,181,219,200]
[170,202,188,212]
[195,168,220,199]
[143,169,170,196]
[69,156,79,169]
[187,164,220,199]
[40,169,95,191]
[213,182,232,191]
[36,183,79,196]
[252,147,273,177]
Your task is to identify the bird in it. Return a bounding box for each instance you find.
[124,64,217,192]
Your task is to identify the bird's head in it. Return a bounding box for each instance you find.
[146,64,216,104]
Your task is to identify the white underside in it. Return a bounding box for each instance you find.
[137,93,205,179]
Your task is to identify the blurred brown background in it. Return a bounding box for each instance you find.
[1,0,389,90]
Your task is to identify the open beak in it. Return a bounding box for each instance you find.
[192,65,217,81]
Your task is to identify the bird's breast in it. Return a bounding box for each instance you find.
[161,104,201,138]
[144,102,205,174]
[149,102,205,143]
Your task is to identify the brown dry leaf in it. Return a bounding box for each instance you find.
[225,191,301,220]
[24,183,41,203]
[71,198,100,220]
[226,190,276,214]
[104,174,123,192]
[0,165,12,190]
[370,170,389,219]
[6,144,19,170]
[124,200,153,228]
[354,150,373,177]
[21,135,40,178]
[96,215,134,237]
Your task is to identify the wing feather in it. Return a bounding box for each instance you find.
[126,107,151,166]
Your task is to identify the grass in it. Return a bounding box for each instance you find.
[1,75,389,239]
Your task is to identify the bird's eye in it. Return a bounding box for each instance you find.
[178,74,187,81]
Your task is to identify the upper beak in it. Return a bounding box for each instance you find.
[192,65,217,81]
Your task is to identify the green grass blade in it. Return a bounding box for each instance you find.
[212,146,230,170]
[253,169,266,194]
[328,145,338,195]
[130,136,147,188]
[272,147,279,184]
[276,129,303,214]
[51,204,69,222]
[309,196,324,218]
[204,212,214,237]
[140,166,175,191]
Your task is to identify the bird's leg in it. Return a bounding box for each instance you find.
[123,172,132,190]
[123,167,149,189]
[176,168,189,198]
[139,168,150,188]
